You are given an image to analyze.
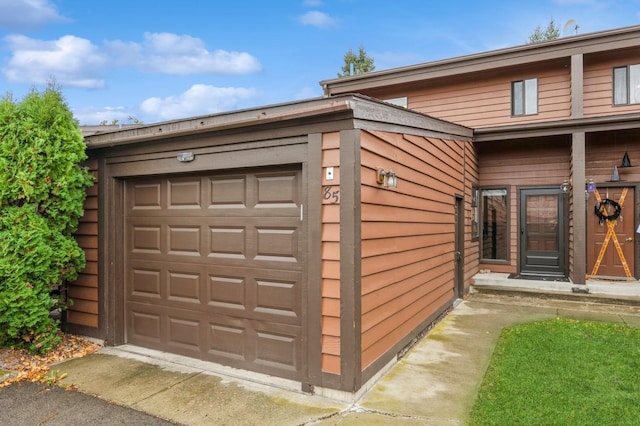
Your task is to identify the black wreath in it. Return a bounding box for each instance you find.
[595,198,622,222]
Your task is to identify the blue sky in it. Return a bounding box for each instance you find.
[0,0,638,125]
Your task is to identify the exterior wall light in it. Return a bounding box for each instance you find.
[376,169,398,188]
[560,179,571,193]
[177,152,195,162]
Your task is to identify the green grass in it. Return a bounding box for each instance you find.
[469,318,640,426]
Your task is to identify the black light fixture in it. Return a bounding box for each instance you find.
[621,152,632,168]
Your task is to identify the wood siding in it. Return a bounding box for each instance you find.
[477,137,571,272]
[464,142,480,283]
[67,158,99,328]
[586,129,640,183]
[321,132,341,375]
[359,130,465,369]
[584,49,640,117]
[405,61,571,129]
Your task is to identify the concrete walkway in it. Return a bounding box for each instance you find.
[22,293,640,425]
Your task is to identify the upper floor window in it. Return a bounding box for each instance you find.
[613,65,640,105]
[512,78,538,116]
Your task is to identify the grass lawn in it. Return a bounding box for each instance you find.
[469,318,640,425]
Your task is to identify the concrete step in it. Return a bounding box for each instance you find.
[472,272,640,307]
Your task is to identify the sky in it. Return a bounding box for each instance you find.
[0,0,638,125]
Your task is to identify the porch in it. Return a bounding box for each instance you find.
[472,271,640,305]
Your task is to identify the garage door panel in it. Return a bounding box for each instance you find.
[167,316,201,350]
[127,260,302,324]
[254,323,300,372]
[208,266,302,324]
[209,226,247,260]
[131,225,162,253]
[256,180,299,208]
[130,182,162,210]
[167,270,202,303]
[130,267,162,298]
[167,178,202,209]
[209,175,247,208]
[209,322,246,360]
[128,304,163,344]
[255,278,299,319]
[168,225,202,256]
[125,166,305,380]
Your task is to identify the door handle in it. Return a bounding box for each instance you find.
[626,237,634,242]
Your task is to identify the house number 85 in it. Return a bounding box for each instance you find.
[323,186,340,204]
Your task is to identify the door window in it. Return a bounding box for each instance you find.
[480,188,509,262]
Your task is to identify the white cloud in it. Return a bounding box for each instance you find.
[298,11,337,28]
[0,0,68,29]
[140,84,257,121]
[106,32,262,75]
[3,34,107,88]
[72,106,134,125]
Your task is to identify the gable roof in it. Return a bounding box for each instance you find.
[321,25,640,96]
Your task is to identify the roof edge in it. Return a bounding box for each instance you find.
[321,25,640,94]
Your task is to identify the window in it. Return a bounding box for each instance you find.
[613,65,640,105]
[480,188,509,262]
[511,78,538,116]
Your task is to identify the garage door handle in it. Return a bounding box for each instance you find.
[627,237,634,242]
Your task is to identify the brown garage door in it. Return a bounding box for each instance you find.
[124,166,305,380]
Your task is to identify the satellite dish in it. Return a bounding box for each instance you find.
[563,19,579,36]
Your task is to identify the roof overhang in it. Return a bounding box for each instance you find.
[474,113,640,142]
[321,25,640,96]
[84,94,472,149]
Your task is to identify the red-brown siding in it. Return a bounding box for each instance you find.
[464,142,480,283]
[321,132,341,375]
[67,158,99,328]
[359,130,466,369]
[584,48,640,117]
[404,61,571,129]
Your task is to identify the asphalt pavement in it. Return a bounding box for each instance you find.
[0,381,176,425]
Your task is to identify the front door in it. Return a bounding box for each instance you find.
[587,187,635,278]
[519,188,567,276]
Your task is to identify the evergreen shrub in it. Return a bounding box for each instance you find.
[0,87,93,353]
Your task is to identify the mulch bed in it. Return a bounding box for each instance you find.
[0,333,100,388]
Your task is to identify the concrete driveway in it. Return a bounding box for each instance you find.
[3,293,640,425]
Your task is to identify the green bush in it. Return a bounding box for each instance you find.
[0,87,93,353]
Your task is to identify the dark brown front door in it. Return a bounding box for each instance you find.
[587,187,635,278]
[519,188,567,276]
[124,166,306,380]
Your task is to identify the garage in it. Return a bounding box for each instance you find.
[73,95,474,393]
[124,166,306,380]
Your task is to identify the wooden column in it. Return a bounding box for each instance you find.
[571,54,586,284]
[571,54,584,119]
[572,132,586,284]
